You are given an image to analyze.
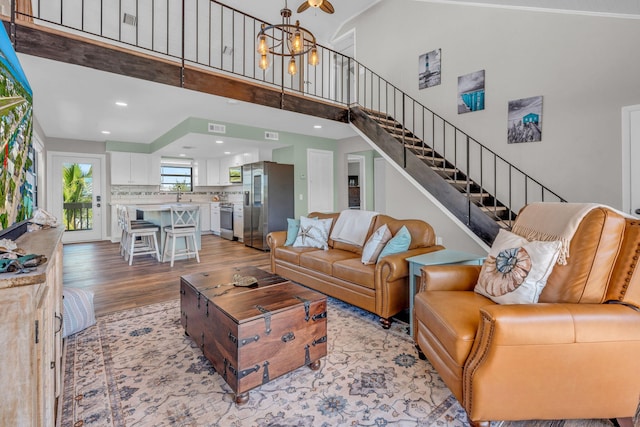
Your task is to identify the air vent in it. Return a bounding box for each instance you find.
[122,13,137,27]
[208,123,226,133]
[265,131,279,140]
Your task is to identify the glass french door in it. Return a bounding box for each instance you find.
[48,152,104,243]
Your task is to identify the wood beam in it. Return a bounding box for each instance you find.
[6,20,348,124]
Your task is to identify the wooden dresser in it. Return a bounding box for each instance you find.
[0,227,64,427]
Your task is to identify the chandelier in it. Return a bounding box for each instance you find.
[256,3,319,76]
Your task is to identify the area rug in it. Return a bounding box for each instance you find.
[60,299,622,427]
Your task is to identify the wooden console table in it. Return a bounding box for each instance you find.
[0,227,64,427]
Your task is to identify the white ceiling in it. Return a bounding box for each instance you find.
[19,0,640,160]
[19,54,356,159]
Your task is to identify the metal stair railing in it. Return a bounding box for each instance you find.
[350,61,566,234]
[13,0,566,241]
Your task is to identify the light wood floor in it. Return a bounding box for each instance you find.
[62,234,271,317]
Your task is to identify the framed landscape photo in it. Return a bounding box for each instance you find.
[458,70,485,114]
[507,95,543,143]
[418,48,441,89]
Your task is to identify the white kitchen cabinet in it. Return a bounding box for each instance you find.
[233,203,244,241]
[210,202,221,235]
[110,152,159,185]
[199,203,211,234]
[193,159,207,187]
[206,159,220,186]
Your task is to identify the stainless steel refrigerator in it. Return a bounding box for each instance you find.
[243,161,294,250]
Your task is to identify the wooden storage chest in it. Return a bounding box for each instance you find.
[180,268,327,403]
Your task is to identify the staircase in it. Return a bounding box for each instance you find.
[7,0,566,246]
[362,108,515,231]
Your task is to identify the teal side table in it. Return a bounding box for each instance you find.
[407,249,486,337]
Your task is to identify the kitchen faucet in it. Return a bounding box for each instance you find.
[176,186,182,203]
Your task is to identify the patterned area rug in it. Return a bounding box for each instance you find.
[61,299,624,427]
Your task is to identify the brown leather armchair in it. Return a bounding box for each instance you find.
[414,205,640,426]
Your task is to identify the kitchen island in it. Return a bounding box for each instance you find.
[130,204,202,258]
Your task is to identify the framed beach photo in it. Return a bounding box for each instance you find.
[418,48,441,89]
[458,70,485,114]
[507,96,543,143]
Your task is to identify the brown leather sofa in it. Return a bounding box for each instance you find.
[414,205,640,426]
[267,212,444,327]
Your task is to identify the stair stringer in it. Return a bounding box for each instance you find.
[349,107,498,247]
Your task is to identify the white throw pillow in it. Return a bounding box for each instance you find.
[474,229,561,304]
[292,216,333,250]
[361,224,392,264]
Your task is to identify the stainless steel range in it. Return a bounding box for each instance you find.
[219,203,235,240]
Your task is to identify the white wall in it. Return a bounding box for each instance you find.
[337,0,640,209]
[382,157,488,253]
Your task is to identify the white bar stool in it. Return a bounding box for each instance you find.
[122,208,161,265]
[162,205,200,267]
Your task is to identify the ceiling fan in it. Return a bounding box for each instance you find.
[297,0,335,14]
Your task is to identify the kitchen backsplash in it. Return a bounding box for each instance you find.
[111,186,244,204]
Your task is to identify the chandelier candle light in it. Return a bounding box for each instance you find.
[257,3,319,76]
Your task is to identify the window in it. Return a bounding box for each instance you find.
[160,159,193,192]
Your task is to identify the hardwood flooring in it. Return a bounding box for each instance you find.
[63,234,271,317]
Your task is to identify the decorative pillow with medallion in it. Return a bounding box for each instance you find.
[474,229,561,304]
[292,216,333,250]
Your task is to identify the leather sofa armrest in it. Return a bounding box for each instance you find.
[376,245,445,282]
[420,265,482,292]
[266,231,287,250]
[476,303,640,345]
[463,303,640,419]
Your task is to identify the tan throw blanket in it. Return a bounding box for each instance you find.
[330,210,379,247]
[511,202,604,265]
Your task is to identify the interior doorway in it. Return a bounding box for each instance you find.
[307,148,334,213]
[47,152,106,243]
[347,154,365,210]
[622,104,640,217]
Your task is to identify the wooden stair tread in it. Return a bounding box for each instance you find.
[479,205,508,212]
[466,192,490,198]
[395,135,423,142]
[418,156,445,163]
[430,166,458,173]
[446,179,468,185]
[372,117,399,125]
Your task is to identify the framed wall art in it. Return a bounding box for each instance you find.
[507,95,543,143]
[418,48,441,89]
[458,70,485,114]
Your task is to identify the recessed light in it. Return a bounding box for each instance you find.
[115,101,128,107]
[224,151,231,155]
[313,125,322,129]
[216,140,224,144]
[179,153,186,157]
[101,130,111,135]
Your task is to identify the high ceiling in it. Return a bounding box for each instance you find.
[19,0,640,160]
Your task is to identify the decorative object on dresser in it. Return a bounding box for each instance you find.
[267,210,445,328]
